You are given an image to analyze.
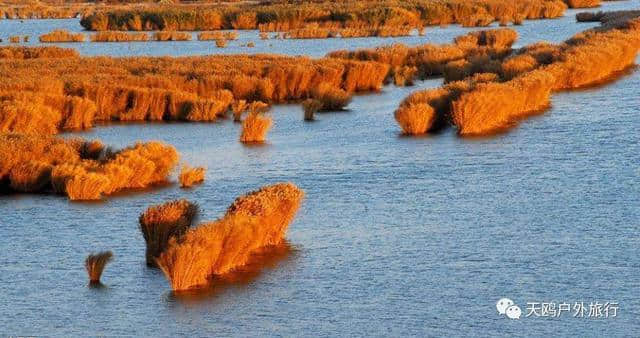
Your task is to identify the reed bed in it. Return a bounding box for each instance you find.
[85,251,113,285]
[197,31,238,41]
[39,30,85,43]
[80,0,568,32]
[179,165,205,188]
[329,28,517,86]
[156,182,304,291]
[91,31,148,42]
[139,199,198,267]
[0,51,388,134]
[0,46,78,59]
[0,133,179,200]
[154,31,191,41]
[395,14,640,136]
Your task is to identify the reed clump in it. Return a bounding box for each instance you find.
[328,28,517,86]
[139,199,198,267]
[311,83,352,111]
[302,99,322,121]
[85,251,113,285]
[240,112,272,143]
[39,30,85,43]
[179,165,205,188]
[91,31,148,42]
[156,182,304,291]
[0,133,179,200]
[197,31,237,41]
[154,31,191,41]
[395,14,640,136]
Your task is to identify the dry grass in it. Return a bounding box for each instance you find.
[311,82,352,111]
[240,113,272,143]
[0,133,179,200]
[302,99,322,121]
[39,30,84,43]
[91,31,148,42]
[9,36,20,43]
[156,182,304,291]
[139,199,198,267]
[179,165,205,188]
[79,0,568,32]
[395,14,640,136]
[328,28,517,86]
[0,50,388,134]
[0,46,78,59]
[564,0,601,8]
[154,31,191,41]
[85,251,113,285]
[215,39,227,48]
[197,31,237,41]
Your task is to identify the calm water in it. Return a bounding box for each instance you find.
[1,1,639,336]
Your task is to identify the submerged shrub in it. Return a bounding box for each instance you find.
[85,251,113,285]
[139,199,198,267]
[240,112,272,143]
[179,165,206,188]
[156,182,304,291]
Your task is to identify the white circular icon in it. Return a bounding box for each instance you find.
[496,298,514,315]
[506,305,522,319]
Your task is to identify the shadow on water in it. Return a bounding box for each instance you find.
[166,242,298,307]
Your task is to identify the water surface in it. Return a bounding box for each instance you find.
[0,1,639,336]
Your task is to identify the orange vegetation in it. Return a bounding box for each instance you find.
[240,112,272,143]
[0,46,78,59]
[197,31,238,41]
[156,182,304,291]
[328,28,517,86]
[91,31,148,42]
[85,251,113,285]
[0,50,388,134]
[179,165,206,188]
[0,133,179,200]
[139,199,198,267]
[154,31,191,41]
[39,30,85,43]
[302,99,322,121]
[395,15,640,136]
[564,0,601,8]
[80,0,567,32]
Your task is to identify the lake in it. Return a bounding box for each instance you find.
[0,0,638,336]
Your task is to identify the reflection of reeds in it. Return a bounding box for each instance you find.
[85,251,113,285]
[179,165,205,188]
[140,199,198,267]
[0,134,179,200]
[156,182,304,291]
[39,30,84,43]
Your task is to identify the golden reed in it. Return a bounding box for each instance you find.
[0,133,179,200]
[156,182,304,291]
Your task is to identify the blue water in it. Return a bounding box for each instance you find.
[0,1,639,336]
